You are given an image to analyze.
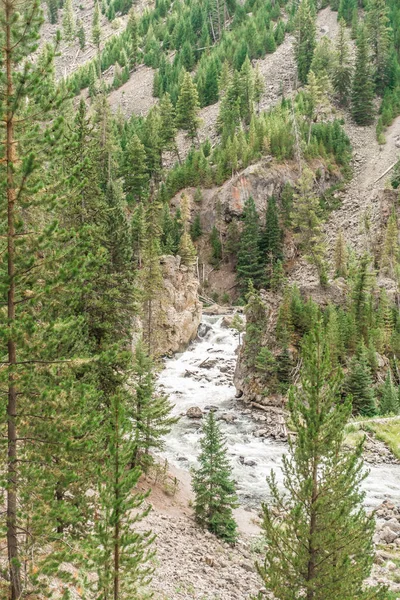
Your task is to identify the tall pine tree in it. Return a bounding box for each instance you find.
[257,323,384,600]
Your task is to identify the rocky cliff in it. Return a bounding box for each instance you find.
[154,255,202,356]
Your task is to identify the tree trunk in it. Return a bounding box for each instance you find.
[114,400,120,600]
[5,0,21,596]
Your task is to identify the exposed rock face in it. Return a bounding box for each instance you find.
[154,255,202,356]
[172,157,340,235]
[159,255,202,354]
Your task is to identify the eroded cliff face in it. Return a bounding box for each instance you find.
[170,157,342,300]
[154,255,202,356]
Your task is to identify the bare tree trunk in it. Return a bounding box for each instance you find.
[5,0,21,596]
[113,400,120,600]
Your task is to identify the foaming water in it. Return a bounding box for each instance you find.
[158,315,400,508]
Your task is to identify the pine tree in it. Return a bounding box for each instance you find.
[304,69,330,144]
[351,26,375,125]
[367,0,392,91]
[190,213,202,241]
[88,386,154,600]
[333,19,353,106]
[203,59,219,105]
[47,0,59,24]
[130,342,177,471]
[141,201,163,356]
[381,210,399,276]
[239,56,254,124]
[131,203,146,268]
[77,19,86,49]
[122,133,149,202]
[338,0,357,26]
[192,411,238,544]
[259,196,283,285]
[257,323,383,600]
[92,0,102,52]
[159,93,179,161]
[294,0,317,84]
[334,229,348,278]
[344,345,377,416]
[127,8,139,68]
[292,168,327,285]
[178,193,197,266]
[176,72,201,141]
[253,64,265,113]
[62,0,76,42]
[379,369,399,415]
[0,4,84,595]
[237,197,264,289]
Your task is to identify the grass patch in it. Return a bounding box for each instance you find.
[368,420,400,460]
[344,417,400,459]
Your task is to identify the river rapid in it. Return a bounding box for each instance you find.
[158,315,400,509]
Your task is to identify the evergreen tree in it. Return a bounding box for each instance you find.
[77,19,86,49]
[367,0,392,91]
[332,19,353,106]
[294,0,317,84]
[62,0,76,42]
[192,411,238,544]
[338,0,357,26]
[210,225,223,264]
[141,201,163,356]
[159,92,179,160]
[122,133,149,202]
[130,341,177,471]
[176,72,201,141]
[239,56,254,124]
[92,0,102,52]
[351,26,375,125]
[344,346,377,416]
[253,64,265,113]
[0,4,89,595]
[203,59,219,105]
[379,369,399,415]
[304,69,330,144]
[259,196,283,285]
[334,229,348,278]
[178,193,197,266]
[243,283,269,369]
[131,203,147,268]
[88,383,154,599]
[127,8,139,68]
[190,213,202,241]
[237,197,264,289]
[47,0,59,24]
[381,210,399,276]
[257,323,383,600]
[292,169,327,285]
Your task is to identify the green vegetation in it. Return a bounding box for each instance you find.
[258,323,384,599]
[192,411,238,543]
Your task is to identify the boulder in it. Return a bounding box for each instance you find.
[380,527,399,544]
[220,413,236,423]
[186,406,203,419]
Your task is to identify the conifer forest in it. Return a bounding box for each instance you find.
[2,0,400,597]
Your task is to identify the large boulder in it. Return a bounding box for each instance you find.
[186,406,203,419]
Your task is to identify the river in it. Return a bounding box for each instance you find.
[158,315,400,508]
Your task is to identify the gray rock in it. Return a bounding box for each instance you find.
[380,527,398,544]
[186,406,203,419]
[220,412,236,423]
[243,459,257,467]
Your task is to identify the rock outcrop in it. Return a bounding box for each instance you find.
[155,255,202,356]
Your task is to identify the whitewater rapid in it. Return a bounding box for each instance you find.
[158,315,400,508]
